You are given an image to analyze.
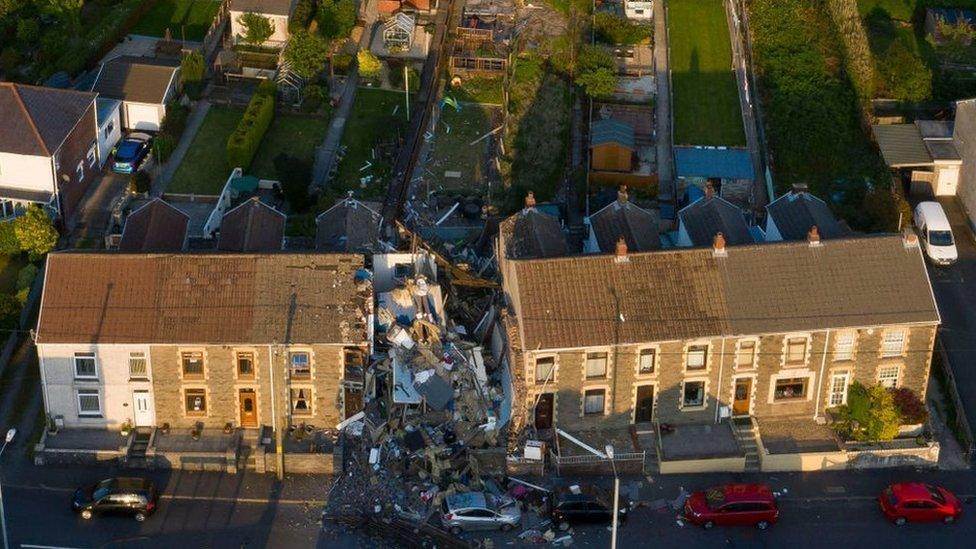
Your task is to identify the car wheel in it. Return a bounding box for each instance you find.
[944,515,956,524]
[80,509,93,520]
[703,520,714,529]
[894,517,907,526]
[559,521,570,531]
[134,512,147,522]
[756,520,770,530]
[500,523,514,532]
[449,526,463,536]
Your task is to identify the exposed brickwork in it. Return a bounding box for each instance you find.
[55,102,97,221]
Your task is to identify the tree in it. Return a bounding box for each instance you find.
[317,0,357,40]
[575,45,617,98]
[16,19,40,43]
[0,222,19,255]
[40,0,83,35]
[238,12,275,46]
[274,153,313,213]
[357,49,382,81]
[14,205,58,260]
[180,51,205,99]
[593,13,650,45]
[284,30,331,78]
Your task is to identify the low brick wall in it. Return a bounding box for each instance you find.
[36,448,125,466]
[760,450,848,472]
[759,441,940,472]
[847,441,940,469]
[147,449,238,473]
[261,448,340,475]
[659,455,746,475]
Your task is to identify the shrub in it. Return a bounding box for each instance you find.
[0,222,19,255]
[357,49,381,81]
[332,53,353,74]
[317,0,357,40]
[14,205,58,260]
[593,12,650,45]
[575,45,616,98]
[181,51,205,100]
[0,48,20,73]
[15,264,38,292]
[834,382,901,441]
[226,83,277,169]
[301,84,324,112]
[284,29,331,78]
[290,0,317,33]
[274,153,313,213]
[154,134,176,163]
[891,388,928,424]
[237,12,275,46]
[129,170,151,194]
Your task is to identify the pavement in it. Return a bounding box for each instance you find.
[152,100,211,196]
[654,0,674,203]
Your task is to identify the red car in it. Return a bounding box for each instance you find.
[879,483,961,525]
[683,484,778,530]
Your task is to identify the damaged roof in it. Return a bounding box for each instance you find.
[509,235,939,350]
[316,198,383,253]
[37,253,371,345]
[498,207,567,260]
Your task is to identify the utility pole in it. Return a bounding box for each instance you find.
[271,344,285,481]
[404,64,410,119]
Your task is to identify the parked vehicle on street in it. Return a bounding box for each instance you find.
[879,482,961,525]
[72,477,158,521]
[914,201,958,266]
[111,132,153,174]
[683,484,778,530]
[441,492,520,534]
[551,492,628,530]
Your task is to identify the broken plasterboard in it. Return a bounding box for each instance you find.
[414,370,453,410]
[443,171,462,179]
[392,357,423,404]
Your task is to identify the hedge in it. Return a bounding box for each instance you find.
[226,81,277,170]
[290,0,317,33]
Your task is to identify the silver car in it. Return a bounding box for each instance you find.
[441,492,521,534]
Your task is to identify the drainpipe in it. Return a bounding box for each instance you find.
[714,336,727,423]
[813,329,831,419]
[268,344,283,480]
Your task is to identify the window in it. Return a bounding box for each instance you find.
[638,349,655,374]
[785,337,807,364]
[86,144,97,168]
[882,330,906,358]
[828,373,849,407]
[76,161,84,182]
[77,389,101,416]
[583,389,606,415]
[682,381,705,408]
[393,263,413,279]
[74,352,97,379]
[181,352,204,379]
[291,388,312,416]
[535,357,555,384]
[237,352,255,379]
[184,389,207,415]
[128,352,147,379]
[878,366,900,389]
[585,352,607,379]
[289,352,311,379]
[834,332,855,361]
[773,377,808,401]
[736,341,756,368]
[104,120,114,139]
[686,345,707,371]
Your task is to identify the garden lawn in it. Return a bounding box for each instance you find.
[428,103,498,193]
[333,88,410,198]
[130,0,222,41]
[251,114,330,180]
[453,77,505,104]
[668,0,745,146]
[167,106,243,195]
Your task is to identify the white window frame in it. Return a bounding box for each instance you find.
[290,386,314,417]
[76,389,101,417]
[828,372,850,407]
[877,365,901,389]
[584,351,608,379]
[834,331,856,361]
[881,329,907,358]
[184,387,208,417]
[680,378,707,410]
[289,351,312,379]
[128,352,148,380]
[236,351,257,380]
[75,160,84,182]
[73,352,98,379]
[768,371,816,403]
[86,144,97,168]
[535,356,556,385]
[180,350,205,380]
[684,343,709,372]
[783,335,810,366]
[582,387,608,416]
[636,347,657,376]
[735,339,758,369]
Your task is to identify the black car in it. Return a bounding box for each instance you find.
[551,493,628,529]
[72,477,158,522]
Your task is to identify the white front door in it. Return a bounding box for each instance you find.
[132,391,153,427]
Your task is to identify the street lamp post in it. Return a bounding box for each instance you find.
[0,428,17,549]
[605,444,619,549]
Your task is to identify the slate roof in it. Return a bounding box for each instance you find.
[589,197,660,252]
[509,235,940,350]
[873,124,933,167]
[591,119,635,150]
[229,0,297,16]
[118,199,190,253]
[499,207,567,259]
[218,197,286,252]
[315,198,383,252]
[0,83,96,156]
[36,253,371,345]
[766,191,846,241]
[92,56,180,104]
[674,147,753,180]
[679,196,753,247]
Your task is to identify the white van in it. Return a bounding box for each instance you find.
[914,201,957,266]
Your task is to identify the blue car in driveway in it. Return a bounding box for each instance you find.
[111,133,153,174]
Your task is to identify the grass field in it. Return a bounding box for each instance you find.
[251,114,330,180]
[130,0,221,41]
[452,77,505,104]
[332,88,410,198]
[668,0,746,146]
[167,106,242,195]
[428,102,499,194]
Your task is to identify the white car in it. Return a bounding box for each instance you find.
[441,492,521,534]
[914,202,957,266]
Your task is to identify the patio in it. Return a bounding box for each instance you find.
[42,428,126,451]
[659,422,742,461]
[757,418,842,455]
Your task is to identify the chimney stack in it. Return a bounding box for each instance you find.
[713,232,727,257]
[614,237,629,263]
[617,185,629,205]
[808,225,821,247]
[903,229,919,248]
[705,182,715,199]
[524,191,536,209]
[792,183,809,195]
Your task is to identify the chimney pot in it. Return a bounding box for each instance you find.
[808,225,821,246]
[705,182,715,199]
[713,232,727,256]
[792,183,809,194]
[904,230,919,248]
[524,191,536,209]
[615,237,628,256]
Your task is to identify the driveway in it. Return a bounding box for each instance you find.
[67,169,129,246]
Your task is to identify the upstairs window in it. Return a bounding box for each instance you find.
[74,352,97,379]
[237,352,255,379]
[785,337,807,364]
[834,332,855,361]
[585,352,608,379]
[686,345,708,371]
[881,330,906,358]
[128,352,147,379]
[289,352,311,379]
[181,352,204,379]
[535,357,555,384]
[638,349,655,374]
[736,341,756,369]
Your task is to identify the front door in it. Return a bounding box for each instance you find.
[635,385,654,423]
[733,378,753,416]
[132,391,153,427]
[535,393,554,429]
[239,390,258,428]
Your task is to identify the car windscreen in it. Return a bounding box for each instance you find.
[928,230,954,247]
[705,487,726,510]
[925,485,946,505]
[92,479,116,500]
[117,141,140,158]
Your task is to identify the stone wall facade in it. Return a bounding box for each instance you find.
[523,324,938,431]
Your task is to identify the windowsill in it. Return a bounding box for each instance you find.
[185,412,207,417]
[680,404,706,411]
[584,376,607,381]
[784,362,806,367]
[771,398,808,404]
[290,374,312,381]
[292,412,313,418]
[183,376,205,381]
[238,375,256,381]
[832,358,854,363]
[74,377,99,382]
[128,377,150,382]
[637,371,656,377]
[78,414,103,419]
[879,355,904,360]
[583,413,606,418]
